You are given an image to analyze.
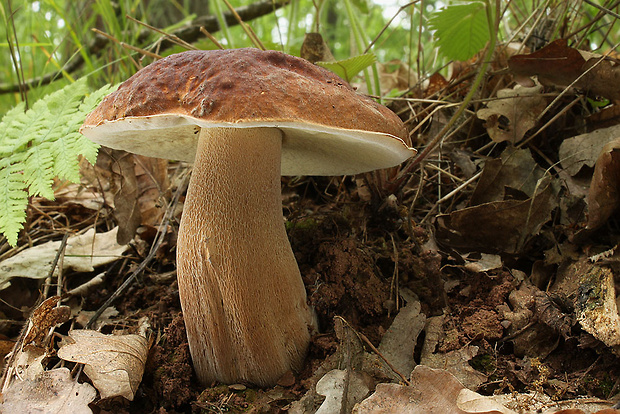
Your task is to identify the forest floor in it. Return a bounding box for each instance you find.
[2,40,620,413]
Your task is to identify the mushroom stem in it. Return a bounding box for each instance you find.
[177,127,314,386]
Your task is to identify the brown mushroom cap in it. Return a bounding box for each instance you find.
[80,48,414,176]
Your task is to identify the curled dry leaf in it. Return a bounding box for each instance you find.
[497,282,561,358]
[471,146,549,205]
[57,329,149,401]
[436,182,556,253]
[0,367,96,414]
[476,84,546,144]
[300,32,335,63]
[586,137,620,229]
[463,253,503,273]
[106,150,171,244]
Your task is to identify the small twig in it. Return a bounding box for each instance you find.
[42,233,70,299]
[388,234,400,315]
[126,15,197,51]
[335,316,411,386]
[406,164,425,241]
[221,0,266,50]
[199,27,225,50]
[434,170,482,206]
[357,330,411,386]
[364,1,418,54]
[91,28,162,60]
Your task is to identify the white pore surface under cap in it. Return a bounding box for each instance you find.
[80,114,416,176]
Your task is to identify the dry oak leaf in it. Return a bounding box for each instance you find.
[353,365,514,414]
[57,330,148,401]
[476,84,546,144]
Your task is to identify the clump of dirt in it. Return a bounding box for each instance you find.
[437,270,515,353]
[138,313,198,412]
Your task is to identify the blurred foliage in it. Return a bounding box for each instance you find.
[0,0,427,112]
[2,0,618,114]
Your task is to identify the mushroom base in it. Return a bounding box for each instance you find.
[177,127,314,387]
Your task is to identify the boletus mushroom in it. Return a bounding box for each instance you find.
[80,48,415,387]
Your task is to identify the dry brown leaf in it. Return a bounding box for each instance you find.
[21,296,71,348]
[377,60,417,93]
[587,137,620,229]
[0,367,96,414]
[57,330,148,401]
[110,150,142,245]
[436,183,556,254]
[0,228,129,291]
[559,125,620,176]
[463,253,503,273]
[95,149,170,244]
[471,147,549,205]
[477,84,546,144]
[315,369,371,414]
[420,315,488,389]
[376,299,425,379]
[509,39,620,100]
[425,72,450,97]
[437,147,557,254]
[353,365,514,414]
[497,283,561,358]
[300,32,335,63]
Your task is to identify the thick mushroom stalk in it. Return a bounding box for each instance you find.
[176,126,314,386]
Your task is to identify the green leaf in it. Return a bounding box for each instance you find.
[429,2,490,62]
[0,80,115,246]
[317,53,377,82]
[0,158,28,247]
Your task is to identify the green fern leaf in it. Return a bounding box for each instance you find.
[0,157,28,247]
[0,80,115,246]
[23,141,56,199]
[0,103,31,154]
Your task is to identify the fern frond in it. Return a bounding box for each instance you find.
[23,141,56,199]
[0,80,116,246]
[0,103,29,154]
[0,157,28,247]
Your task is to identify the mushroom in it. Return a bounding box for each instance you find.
[80,48,415,387]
